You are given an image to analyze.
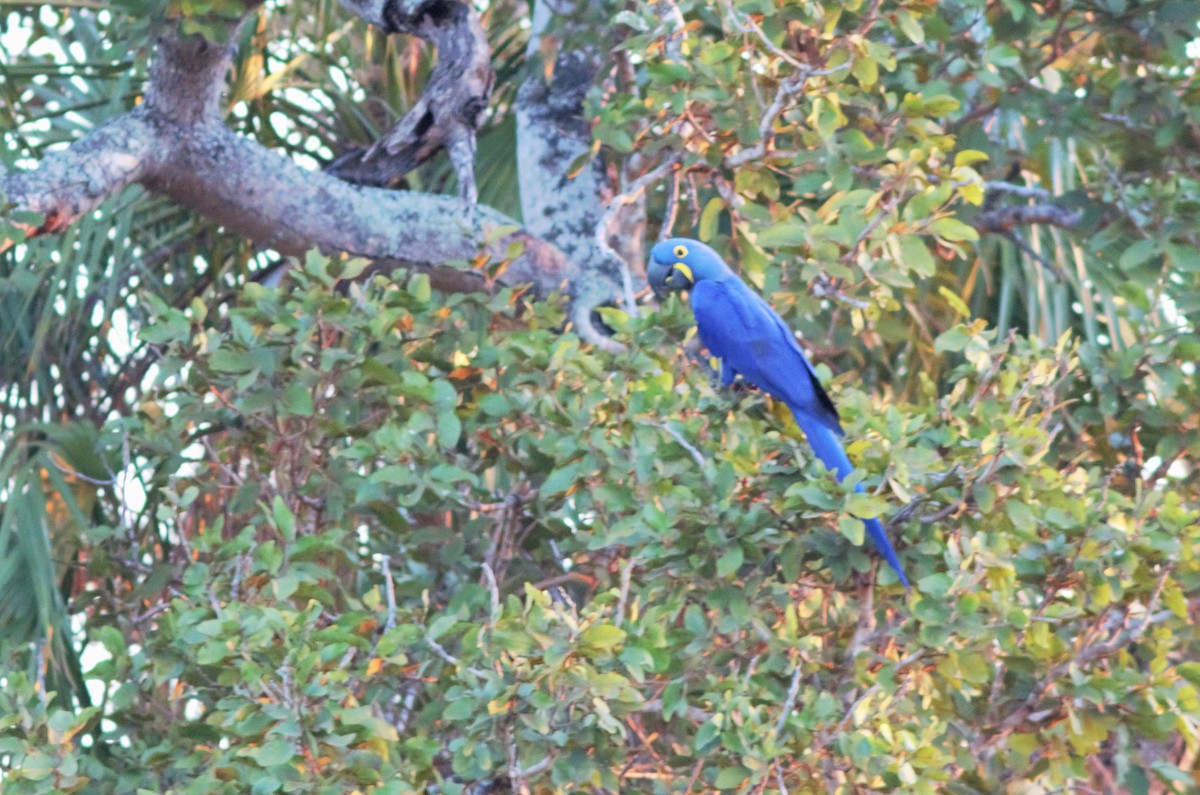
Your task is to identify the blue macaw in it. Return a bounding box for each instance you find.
[648,237,909,589]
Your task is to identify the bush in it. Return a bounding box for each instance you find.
[2,253,1195,793]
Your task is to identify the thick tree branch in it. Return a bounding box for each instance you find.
[145,124,566,289]
[1,114,158,243]
[983,180,1051,201]
[144,32,241,124]
[2,21,571,299]
[516,0,629,349]
[328,0,493,203]
[973,203,1082,234]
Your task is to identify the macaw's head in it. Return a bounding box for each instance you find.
[648,237,729,300]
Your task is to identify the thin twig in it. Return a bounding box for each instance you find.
[659,166,681,241]
[47,456,115,485]
[836,684,881,732]
[726,63,852,168]
[381,554,397,630]
[651,421,707,468]
[775,762,790,795]
[847,576,876,658]
[615,557,636,626]
[811,276,870,309]
[481,561,501,628]
[976,204,1082,235]
[720,0,805,69]
[1003,230,1064,282]
[467,491,532,512]
[775,665,804,736]
[394,681,421,734]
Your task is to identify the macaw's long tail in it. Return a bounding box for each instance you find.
[790,406,911,589]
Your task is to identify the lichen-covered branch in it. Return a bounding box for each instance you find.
[1,113,158,245]
[974,203,1083,234]
[516,0,634,349]
[2,18,570,298]
[147,124,567,289]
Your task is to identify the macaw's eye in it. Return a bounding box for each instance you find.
[673,244,688,259]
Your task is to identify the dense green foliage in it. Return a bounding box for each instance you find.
[3,0,1200,793]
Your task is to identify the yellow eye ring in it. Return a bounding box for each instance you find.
[673,244,689,259]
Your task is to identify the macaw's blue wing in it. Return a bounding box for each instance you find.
[690,279,910,589]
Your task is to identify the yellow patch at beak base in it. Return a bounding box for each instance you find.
[672,262,694,284]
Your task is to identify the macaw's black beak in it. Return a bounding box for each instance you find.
[648,258,670,301]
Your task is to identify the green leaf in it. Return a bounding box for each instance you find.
[714,767,749,789]
[210,348,255,373]
[334,257,370,280]
[1005,500,1037,532]
[565,147,597,179]
[1178,662,1200,688]
[407,273,432,302]
[1164,581,1187,618]
[897,11,925,44]
[851,55,878,88]
[755,220,809,247]
[251,776,283,795]
[698,41,735,65]
[838,516,865,545]
[282,382,314,416]
[580,624,626,652]
[596,125,635,153]
[958,653,990,684]
[647,61,691,83]
[1118,238,1157,269]
[938,285,971,318]
[917,572,952,598]
[246,738,295,767]
[900,92,961,117]
[304,249,333,286]
[929,216,979,242]
[934,326,972,353]
[716,546,744,577]
[442,698,475,721]
[846,492,888,520]
[596,306,631,333]
[954,149,989,167]
[1166,243,1200,272]
[1150,760,1193,786]
[273,572,299,601]
[699,197,724,242]
[539,463,580,498]
[437,410,462,449]
[272,496,296,540]
[898,234,936,276]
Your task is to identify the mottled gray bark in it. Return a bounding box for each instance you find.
[1,21,569,297]
[516,0,632,345]
[146,124,564,287]
[974,203,1082,233]
[328,0,493,204]
[1,113,159,237]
